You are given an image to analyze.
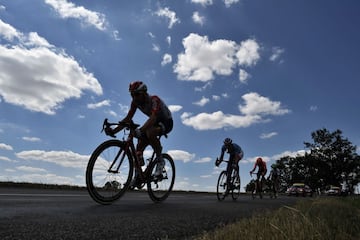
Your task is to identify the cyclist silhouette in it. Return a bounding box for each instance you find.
[106,81,173,181]
[215,138,244,195]
[250,157,267,198]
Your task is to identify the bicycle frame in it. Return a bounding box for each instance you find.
[104,119,161,183]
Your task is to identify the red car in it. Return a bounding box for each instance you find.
[286,183,313,197]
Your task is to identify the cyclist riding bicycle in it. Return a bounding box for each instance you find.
[250,157,267,198]
[215,138,244,194]
[106,81,173,180]
[268,164,280,198]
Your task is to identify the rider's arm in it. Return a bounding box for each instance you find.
[219,145,226,161]
[250,162,257,173]
[113,101,137,133]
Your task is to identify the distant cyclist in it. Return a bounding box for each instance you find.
[215,138,244,194]
[268,164,280,198]
[250,157,267,198]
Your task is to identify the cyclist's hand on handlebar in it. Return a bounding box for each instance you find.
[215,158,221,167]
[105,127,116,138]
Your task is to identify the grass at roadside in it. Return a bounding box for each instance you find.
[195,197,360,240]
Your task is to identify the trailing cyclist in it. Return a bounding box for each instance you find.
[268,164,280,198]
[106,81,173,184]
[215,138,244,195]
[250,157,267,198]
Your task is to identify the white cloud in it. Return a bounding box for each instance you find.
[161,53,172,66]
[192,11,205,26]
[193,96,210,107]
[152,43,160,52]
[181,111,262,130]
[239,92,290,116]
[191,0,213,6]
[167,150,195,163]
[239,69,250,83]
[174,33,237,81]
[270,47,285,62]
[22,137,41,142]
[16,150,89,169]
[166,36,171,46]
[260,132,278,139]
[271,150,307,160]
[0,143,13,151]
[0,156,12,162]
[87,100,111,109]
[224,0,240,8]
[310,105,318,112]
[236,39,260,67]
[181,92,290,130]
[17,166,47,173]
[155,7,180,29]
[44,0,107,31]
[194,157,212,163]
[0,20,102,115]
[168,105,183,112]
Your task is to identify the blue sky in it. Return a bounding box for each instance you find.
[0,0,359,192]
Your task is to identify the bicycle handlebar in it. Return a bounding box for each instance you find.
[101,118,140,137]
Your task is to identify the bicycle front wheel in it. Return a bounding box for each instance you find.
[147,153,175,203]
[231,170,241,200]
[86,140,133,205]
[216,171,227,201]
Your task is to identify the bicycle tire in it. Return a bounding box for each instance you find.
[86,140,133,205]
[216,171,227,201]
[147,153,175,203]
[231,169,241,200]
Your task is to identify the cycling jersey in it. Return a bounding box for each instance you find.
[221,143,244,158]
[132,94,173,134]
[252,160,267,173]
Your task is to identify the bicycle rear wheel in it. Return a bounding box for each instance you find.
[216,171,227,201]
[147,153,175,203]
[86,140,133,205]
[231,170,241,200]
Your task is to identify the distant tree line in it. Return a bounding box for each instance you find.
[246,128,360,194]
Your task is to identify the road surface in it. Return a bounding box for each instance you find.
[0,187,299,239]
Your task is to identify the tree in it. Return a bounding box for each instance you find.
[304,128,360,193]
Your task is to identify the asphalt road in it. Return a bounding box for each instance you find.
[0,187,299,239]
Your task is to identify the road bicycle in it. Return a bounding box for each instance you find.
[250,172,264,199]
[216,158,241,201]
[86,119,175,205]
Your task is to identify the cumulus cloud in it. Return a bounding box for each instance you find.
[174,33,237,81]
[0,19,102,115]
[239,92,290,116]
[174,34,261,82]
[167,150,195,163]
[0,143,13,150]
[181,92,290,130]
[193,96,210,107]
[17,166,47,173]
[191,0,213,6]
[239,69,250,83]
[161,53,172,66]
[22,137,41,142]
[44,0,107,31]
[236,39,260,66]
[224,0,240,8]
[155,7,180,29]
[270,46,285,62]
[168,105,183,112]
[87,100,111,109]
[16,150,89,169]
[260,132,278,139]
[192,11,205,26]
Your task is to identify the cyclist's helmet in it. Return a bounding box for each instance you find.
[129,81,147,93]
[224,137,232,145]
